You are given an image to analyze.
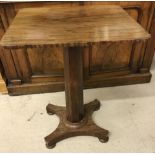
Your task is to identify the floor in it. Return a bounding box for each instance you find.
[0,59,155,153]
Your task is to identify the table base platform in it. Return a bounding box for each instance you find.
[45,99,109,149]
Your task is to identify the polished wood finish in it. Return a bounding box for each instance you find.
[0,5,150,48]
[0,2,154,95]
[64,47,84,122]
[0,3,151,148]
[45,99,109,148]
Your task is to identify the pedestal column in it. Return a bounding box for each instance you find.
[64,46,84,123]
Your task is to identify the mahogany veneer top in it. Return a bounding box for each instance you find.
[0,5,150,47]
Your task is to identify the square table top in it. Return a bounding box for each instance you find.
[0,5,150,48]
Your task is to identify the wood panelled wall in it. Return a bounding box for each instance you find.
[0,1,155,95]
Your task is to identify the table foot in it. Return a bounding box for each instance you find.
[45,99,109,149]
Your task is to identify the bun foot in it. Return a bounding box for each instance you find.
[46,143,56,149]
[99,136,109,143]
[46,111,54,115]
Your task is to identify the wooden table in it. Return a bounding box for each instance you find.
[0,5,150,149]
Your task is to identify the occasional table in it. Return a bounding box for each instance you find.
[0,5,150,149]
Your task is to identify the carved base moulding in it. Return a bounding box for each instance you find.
[7,72,151,96]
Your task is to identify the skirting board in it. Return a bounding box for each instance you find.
[7,72,152,96]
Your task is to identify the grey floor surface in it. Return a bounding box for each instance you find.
[0,58,155,153]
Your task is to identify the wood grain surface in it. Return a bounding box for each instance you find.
[0,5,150,48]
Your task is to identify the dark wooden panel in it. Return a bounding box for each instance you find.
[12,48,32,83]
[27,46,64,75]
[141,4,155,72]
[0,5,19,84]
[89,42,133,74]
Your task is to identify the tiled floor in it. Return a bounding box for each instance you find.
[0,58,155,152]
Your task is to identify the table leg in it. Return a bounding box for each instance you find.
[64,46,84,123]
[44,46,109,149]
